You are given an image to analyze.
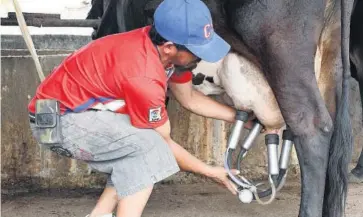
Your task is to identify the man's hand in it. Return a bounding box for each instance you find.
[206,166,240,195]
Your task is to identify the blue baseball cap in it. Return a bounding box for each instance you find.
[153,0,231,63]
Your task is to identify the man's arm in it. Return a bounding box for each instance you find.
[154,118,238,195]
[169,80,236,122]
[169,80,250,122]
[123,77,223,176]
[155,119,212,175]
[123,76,238,194]
[169,80,257,129]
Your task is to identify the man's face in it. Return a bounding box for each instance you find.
[170,49,200,68]
[159,42,201,70]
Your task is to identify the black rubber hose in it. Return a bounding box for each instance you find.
[237,148,247,171]
[227,149,233,170]
[229,148,287,199]
[252,169,286,200]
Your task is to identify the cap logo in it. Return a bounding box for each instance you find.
[204,24,213,39]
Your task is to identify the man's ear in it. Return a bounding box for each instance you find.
[161,41,177,55]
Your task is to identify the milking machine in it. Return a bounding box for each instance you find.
[224,110,294,205]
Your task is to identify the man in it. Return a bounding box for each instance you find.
[28,0,248,216]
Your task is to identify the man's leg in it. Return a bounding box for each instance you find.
[89,186,118,217]
[89,184,153,217]
[56,111,179,217]
[116,185,153,217]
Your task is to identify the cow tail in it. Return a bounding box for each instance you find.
[323,0,354,216]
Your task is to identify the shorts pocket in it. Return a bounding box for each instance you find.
[61,122,141,161]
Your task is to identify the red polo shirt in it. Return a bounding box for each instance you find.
[28,25,192,129]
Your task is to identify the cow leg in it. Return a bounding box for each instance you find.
[350,78,363,181]
[347,63,363,183]
[351,147,363,181]
[224,1,337,216]
[350,53,363,182]
[350,64,363,182]
[349,0,363,181]
[263,43,332,217]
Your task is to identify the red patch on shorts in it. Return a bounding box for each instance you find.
[78,149,94,161]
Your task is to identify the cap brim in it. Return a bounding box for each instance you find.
[185,33,231,63]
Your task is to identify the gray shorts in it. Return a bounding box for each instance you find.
[29,110,180,198]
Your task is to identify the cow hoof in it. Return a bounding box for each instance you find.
[348,172,363,183]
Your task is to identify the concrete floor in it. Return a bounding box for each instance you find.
[2,180,363,217]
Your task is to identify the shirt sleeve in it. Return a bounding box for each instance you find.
[169,71,193,83]
[122,76,169,128]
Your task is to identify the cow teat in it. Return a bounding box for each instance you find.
[192,73,206,85]
[205,76,214,83]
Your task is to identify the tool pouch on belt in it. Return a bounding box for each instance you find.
[35,99,63,144]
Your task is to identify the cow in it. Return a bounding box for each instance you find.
[349,0,363,183]
[192,0,363,182]
[188,0,363,184]
[85,0,355,217]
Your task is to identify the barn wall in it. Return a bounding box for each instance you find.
[1,35,362,192]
